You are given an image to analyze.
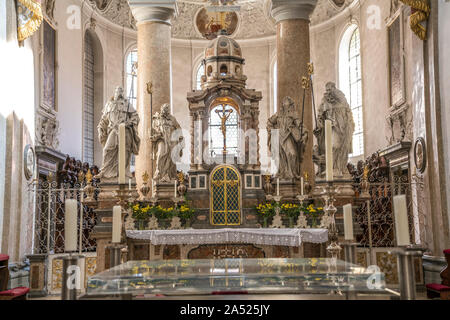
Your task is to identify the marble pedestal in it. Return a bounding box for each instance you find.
[154,181,178,204]
[26,254,48,297]
[272,179,300,202]
[90,182,136,273]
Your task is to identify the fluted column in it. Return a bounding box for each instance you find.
[128,0,176,190]
[271,0,318,181]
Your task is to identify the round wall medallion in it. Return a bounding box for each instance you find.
[414,137,426,174]
[23,144,35,181]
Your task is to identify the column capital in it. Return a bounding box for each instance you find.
[128,0,177,25]
[270,0,318,23]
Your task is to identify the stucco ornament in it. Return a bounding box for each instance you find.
[267,96,308,180]
[151,104,184,182]
[95,86,141,182]
[316,82,355,177]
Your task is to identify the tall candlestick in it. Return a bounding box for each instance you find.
[300,177,304,196]
[118,123,126,184]
[112,206,122,243]
[343,204,354,241]
[65,199,78,252]
[174,180,177,198]
[393,195,411,246]
[325,119,333,181]
[277,178,280,196]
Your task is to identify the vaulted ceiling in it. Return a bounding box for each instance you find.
[87,0,354,39]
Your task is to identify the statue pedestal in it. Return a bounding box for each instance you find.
[272,179,299,202]
[154,181,178,202]
[90,181,136,273]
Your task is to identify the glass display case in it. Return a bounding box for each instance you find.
[85,258,392,298]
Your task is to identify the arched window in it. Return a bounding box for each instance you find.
[126,49,138,109]
[195,63,205,90]
[209,104,239,156]
[339,25,364,158]
[273,61,278,114]
[83,32,95,165]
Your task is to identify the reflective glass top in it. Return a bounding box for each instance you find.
[86,258,387,296]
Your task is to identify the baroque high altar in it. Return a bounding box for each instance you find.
[90,32,331,271]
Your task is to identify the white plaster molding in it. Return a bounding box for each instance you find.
[128,0,177,25]
[270,0,318,22]
[310,0,362,33]
[171,35,276,48]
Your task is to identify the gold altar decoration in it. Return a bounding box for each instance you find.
[301,76,310,90]
[210,166,241,226]
[399,0,430,41]
[16,0,43,42]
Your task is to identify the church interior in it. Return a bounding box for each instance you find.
[0,0,450,302]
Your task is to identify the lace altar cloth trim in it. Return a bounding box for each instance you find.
[126,228,328,247]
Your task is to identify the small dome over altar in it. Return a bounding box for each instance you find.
[205,32,243,60]
[201,30,247,90]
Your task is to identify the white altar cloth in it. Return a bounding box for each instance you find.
[126,228,328,247]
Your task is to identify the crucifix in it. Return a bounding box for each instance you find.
[215,104,233,154]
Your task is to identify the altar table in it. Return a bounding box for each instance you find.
[126,228,328,247]
[125,229,329,261]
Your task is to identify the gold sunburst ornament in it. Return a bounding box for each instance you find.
[16,0,43,42]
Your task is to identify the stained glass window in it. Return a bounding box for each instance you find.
[348,28,364,157]
[209,105,239,156]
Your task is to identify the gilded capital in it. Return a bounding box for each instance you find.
[270,0,318,23]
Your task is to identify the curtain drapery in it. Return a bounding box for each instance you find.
[400,0,431,41]
[16,0,43,42]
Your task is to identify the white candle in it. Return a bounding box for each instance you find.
[65,199,78,252]
[276,178,280,196]
[325,119,333,182]
[112,206,122,243]
[174,180,177,198]
[300,177,304,196]
[118,123,126,184]
[343,204,354,241]
[129,179,131,190]
[393,195,410,246]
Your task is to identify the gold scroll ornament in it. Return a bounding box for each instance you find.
[16,0,43,42]
[399,0,431,41]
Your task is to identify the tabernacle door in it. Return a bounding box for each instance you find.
[210,165,241,226]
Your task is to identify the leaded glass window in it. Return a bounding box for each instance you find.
[209,104,239,156]
[83,32,94,165]
[126,49,138,109]
[348,28,364,157]
[196,63,205,90]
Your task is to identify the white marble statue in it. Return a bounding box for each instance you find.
[267,96,308,180]
[151,103,183,182]
[317,82,355,177]
[95,86,140,182]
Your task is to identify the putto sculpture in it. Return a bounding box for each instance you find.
[151,103,184,182]
[267,96,308,180]
[314,82,355,178]
[95,86,141,182]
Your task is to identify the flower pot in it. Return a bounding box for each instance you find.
[288,217,295,228]
[263,217,268,228]
[136,220,147,230]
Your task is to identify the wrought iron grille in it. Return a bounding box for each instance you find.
[354,177,430,250]
[30,181,97,254]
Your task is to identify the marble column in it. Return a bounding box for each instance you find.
[271,0,318,182]
[128,0,176,190]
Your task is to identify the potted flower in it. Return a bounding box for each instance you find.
[178,203,195,228]
[130,203,151,230]
[154,205,176,228]
[255,202,276,228]
[280,203,300,228]
[301,204,324,228]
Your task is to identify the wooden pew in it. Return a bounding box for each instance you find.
[0,254,30,300]
[426,249,450,300]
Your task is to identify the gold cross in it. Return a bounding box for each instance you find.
[215,104,233,153]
